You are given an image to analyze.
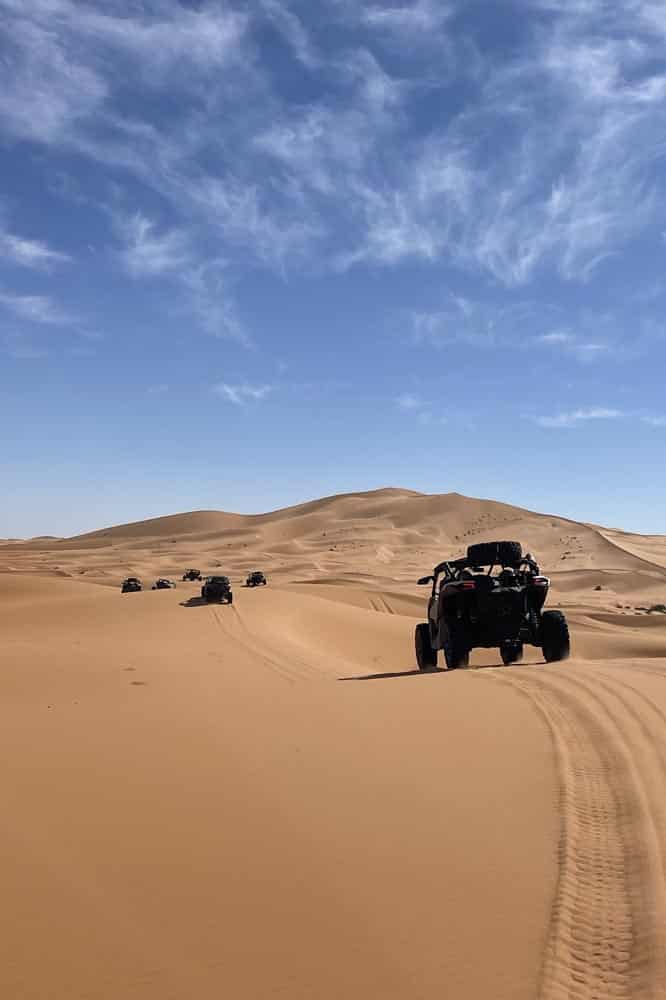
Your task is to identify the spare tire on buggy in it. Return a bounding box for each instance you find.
[466,540,522,567]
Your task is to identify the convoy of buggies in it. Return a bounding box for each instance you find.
[121,569,268,603]
[119,540,572,668]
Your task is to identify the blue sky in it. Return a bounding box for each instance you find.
[1,0,666,536]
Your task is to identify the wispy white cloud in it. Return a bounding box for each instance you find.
[116,213,189,277]
[409,296,498,348]
[255,107,368,196]
[0,13,107,144]
[396,392,425,410]
[74,4,246,78]
[539,330,574,345]
[362,0,453,33]
[537,328,610,362]
[213,382,273,405]
[395,390,446,425]
[0,0,246,80]
[181,260,246,343]
[340,145,473,267]
[0,291,73,324]
[112,210,245,341]
[536,407,623,429]
[641,415,666,427]
[0,231,71,269]
[0,0,247,162]
[337,1,666,282]
[259,0,320,68]
[2,0,666,300]
[638,2,666,37]
[569,342,610,361]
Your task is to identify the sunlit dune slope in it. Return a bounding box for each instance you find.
[2,488,665,607]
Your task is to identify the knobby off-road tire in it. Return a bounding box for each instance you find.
[466,541,522,567]
[541,610,571,662]
[443,622,469,670]
[227,592,233,605]
[415,623,437,671]
[500,640,524,665]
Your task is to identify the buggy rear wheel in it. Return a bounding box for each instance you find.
[415,623,437,671]
[443,622,469,670]
[541,610,570,662]
[500,640,524,665]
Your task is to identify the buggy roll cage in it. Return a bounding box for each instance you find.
[417,554,540,589]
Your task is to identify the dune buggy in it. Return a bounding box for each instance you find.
[152,578,176,590]
[182,568,202,582]
[246,571,267,587]
[201,575,233,604]
[415,540,570,671]
[121,577,142,593]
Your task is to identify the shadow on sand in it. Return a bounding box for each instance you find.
[339,660,545,680]
[339,667,445,681]
[179,597,207,608]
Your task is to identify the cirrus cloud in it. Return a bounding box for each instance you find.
[213,382,273,405]
[536,407,623,429]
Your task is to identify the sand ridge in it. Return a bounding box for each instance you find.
[2,488,666,999]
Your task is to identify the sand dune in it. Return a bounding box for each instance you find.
[2,489,666,999]
[3,487,666,601]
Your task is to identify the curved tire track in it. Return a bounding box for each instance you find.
[490,662,666,1000]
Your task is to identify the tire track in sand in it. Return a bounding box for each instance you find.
[209,603,319,683]
[487,663,666,1000]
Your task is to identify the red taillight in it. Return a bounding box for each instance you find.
[532,577,549,586]
[461,581,476,590]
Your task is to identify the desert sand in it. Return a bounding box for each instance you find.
[2,488,666,999]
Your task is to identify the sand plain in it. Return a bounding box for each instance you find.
[2,488,666,1000]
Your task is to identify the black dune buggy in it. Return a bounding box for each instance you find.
[182,568,202,582]
[152,578,176,590]
[415,541,570,671]
[201,575,233,604]
[246,571,267,587]
[121,577,142,593]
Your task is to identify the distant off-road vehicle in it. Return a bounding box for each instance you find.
[182,568,202,582]
[201,575,233,604]
[246,571,267,587]
[121,577,142,593]
[152,578,176,590]
[415,541,570,671]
